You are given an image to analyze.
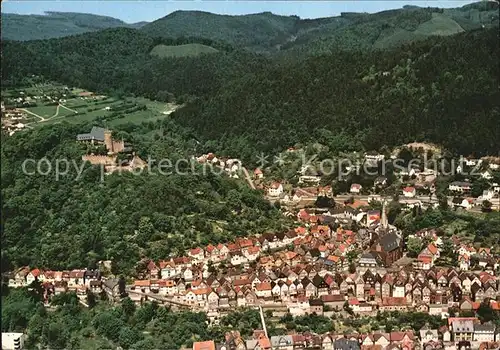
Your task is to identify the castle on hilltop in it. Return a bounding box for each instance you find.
[77,126,125,154]
[77,126,145,173]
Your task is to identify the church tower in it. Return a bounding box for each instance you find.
[381,198,388,229]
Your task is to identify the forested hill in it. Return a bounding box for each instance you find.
[2,2,498,49]
[140,11,298,53]
[1,12,147,41]
[140,3,499,52]
[1,28,269,101]
[172,28,500,159]
[1,26,499,158]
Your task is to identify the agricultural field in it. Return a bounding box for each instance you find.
[2,83,180,130]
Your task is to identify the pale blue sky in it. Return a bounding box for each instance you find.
[2,1,476,23]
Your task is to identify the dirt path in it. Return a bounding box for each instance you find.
[242,167,256,190]
[59,104,78,114]
[20,108,46,121]
[22,103,75,125]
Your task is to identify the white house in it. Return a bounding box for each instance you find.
[482,189,495,200]
[481,170,493,180]
[448,181,472,192]
[267,182,284,197]
[2,332,26,350]
[230,253,248,266]
[254,168,264,179]
[420,328,439,343]
[465,158,479,166]
[473,323,495,342]
[458,255,470,271]
[350,184,362,194]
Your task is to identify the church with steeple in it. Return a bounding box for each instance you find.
[369,199,404,267]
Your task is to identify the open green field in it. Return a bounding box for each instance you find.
[3,84,179,129]
[25,105,58,118]
[415,13,465,36]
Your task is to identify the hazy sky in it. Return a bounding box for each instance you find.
[2,1,476,23]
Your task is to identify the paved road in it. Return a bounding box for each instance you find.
[333,194,440,204]
[126,288,191,308]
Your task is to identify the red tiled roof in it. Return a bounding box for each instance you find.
[427,244,438,255]
[247,246,260,255]
[258,337,271,349]
[134,280,151,287]
[237,239,253,248]
[382,297,407,306]
[447,317,478,326]
[190,247,203,255]
[349,298,360,305]
[321,294,344,302]
[270,182,281,189]
[327,255,340,263]
[348,200,368,209]
[295,226,307,234]
[234,279,250,286]
[193,340,216,350]
[417,255,432,264]
[256,282,272,291]
[147,260,158,271]
[227,243,239,252]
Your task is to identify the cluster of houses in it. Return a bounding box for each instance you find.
[448,181,499,210]
[194,318,500,350]
[195,152,243,178]
[127,205,498,318]
[133,253,500,315]
[409,229,498,272]
[6,266,123,303]
[1,102,28,135]
[252,146,499,212]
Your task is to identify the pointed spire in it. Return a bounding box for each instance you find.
[381,198,388,229]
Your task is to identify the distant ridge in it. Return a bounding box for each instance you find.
[1,1,498,51]
[1,11,148,41]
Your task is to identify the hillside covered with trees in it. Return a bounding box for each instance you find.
[3,2,497,49]
[2,25,499,159]
[173,28,499,159]
[0,121,291,274]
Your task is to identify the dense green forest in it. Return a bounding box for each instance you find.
[1,286,224,349]
[1,29,269,102]
[2,27,499,159]
[0,120,291,273]
[174,28,500,159]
